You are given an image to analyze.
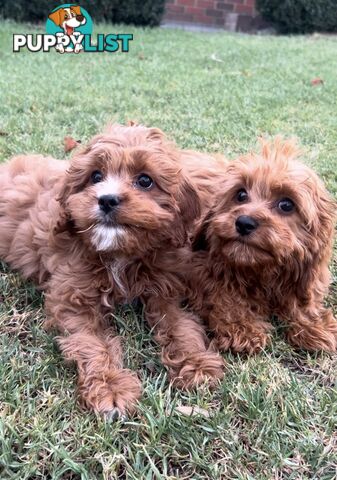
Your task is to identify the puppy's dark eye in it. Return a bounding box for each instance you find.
[277,198,295,213]
[136,174,153,190]
[91,170,103,184]
[236,188,248,203]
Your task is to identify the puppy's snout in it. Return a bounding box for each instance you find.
[76,14,85,22]
[98,194,121,214]
[235,215,259,236]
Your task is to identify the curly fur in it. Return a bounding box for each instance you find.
[0,124,224,417]
[190,138,337,354]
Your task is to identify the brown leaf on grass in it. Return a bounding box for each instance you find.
[311,77,324,86]
[64,136,81,153]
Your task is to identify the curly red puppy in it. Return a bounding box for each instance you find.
[190,138,337,354]
[0,123,224,417]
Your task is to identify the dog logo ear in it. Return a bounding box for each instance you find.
[72,5,82,16]
[192,210,213,251]
[48,9,62,26]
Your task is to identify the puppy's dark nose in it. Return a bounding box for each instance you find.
[98,195,120,214]
[76,14,85,21]
[235,215,259,236]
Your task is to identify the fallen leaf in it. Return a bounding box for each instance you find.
[311,77,324,86]
[64,136,81,153]
[175,405,210,418]
[138,53,145,60]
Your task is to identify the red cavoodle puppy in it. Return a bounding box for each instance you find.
[0,123,224,418]
[190,138,337,355]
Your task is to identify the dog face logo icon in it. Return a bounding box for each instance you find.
[46,4,93,53]
[49,6,86,36]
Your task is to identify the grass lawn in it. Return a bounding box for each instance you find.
[0,19,337,480]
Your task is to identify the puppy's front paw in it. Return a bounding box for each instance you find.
[287,321,337,352]
[215,321,272,354]
[171,351,225,389]
[79,368,142,418]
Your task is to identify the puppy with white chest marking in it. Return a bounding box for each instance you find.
[0,124,224,418]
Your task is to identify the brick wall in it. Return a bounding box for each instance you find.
[164,0,263,32]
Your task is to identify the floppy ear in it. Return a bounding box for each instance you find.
[179,176,201,227]
[192,210,213,251]
[53,167,81,236]
[48,9,62,26]
[171,176,201,248]
[314,184,336,259]
[53,183,74,235]
[72,6,81,16]
[53,209,75,236]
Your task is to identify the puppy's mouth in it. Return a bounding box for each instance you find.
[100,216,119,227]
[66,25,74,35]
[235,238,273,256]
[98,215,135,230]
[97,209,150,230]
[221,237,274,260]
